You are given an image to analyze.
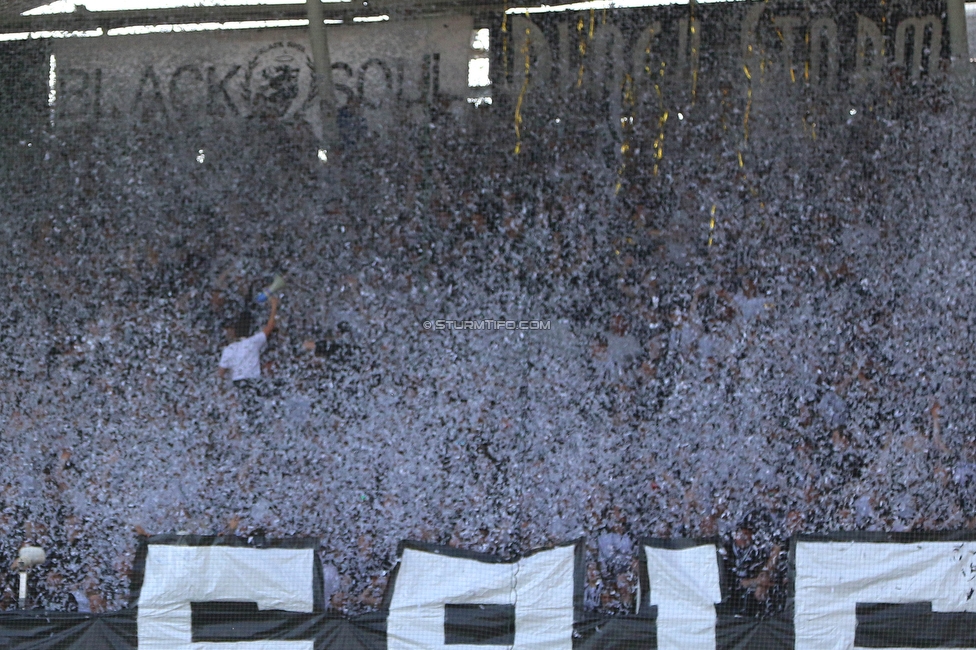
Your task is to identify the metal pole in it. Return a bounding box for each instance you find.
[306,0,340,158]
[18,572,27,609]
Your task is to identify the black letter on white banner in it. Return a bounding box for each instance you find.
[443,604,516,645]
[855,602,976,648]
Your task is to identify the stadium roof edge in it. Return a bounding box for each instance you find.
[0,0,523,30]
[1,0,712,31]
[0,0,55,20]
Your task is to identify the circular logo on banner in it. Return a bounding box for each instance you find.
[244,42,316,121]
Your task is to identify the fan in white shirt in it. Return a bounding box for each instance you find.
[218,296,278,381]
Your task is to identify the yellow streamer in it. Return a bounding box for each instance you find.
[513,20,531,155]
[576,16,586,88]
[689,0,699,104]
[651,61,667,176]
[573,10,597,90]
[803,31,810,82]
[738,62,751,170]
[615,73,636,194]
[708,204,717,247]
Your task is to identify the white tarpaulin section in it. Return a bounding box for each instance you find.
[795,540,976,650]
[50,16,472,135]
[137,543,315,650]
[387,544,576,650]
[644,543,722,650]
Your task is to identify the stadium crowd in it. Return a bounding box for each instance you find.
[0,60,973,618]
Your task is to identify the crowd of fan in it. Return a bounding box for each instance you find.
[0,78,974,618]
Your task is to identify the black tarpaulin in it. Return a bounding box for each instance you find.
[443,603,516,645]
[0,611,135,650]
[573,611,658,650]
[190,604,386,649]
[714,613,793,650]
[0,608,389,650]
[854,602,976,648]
